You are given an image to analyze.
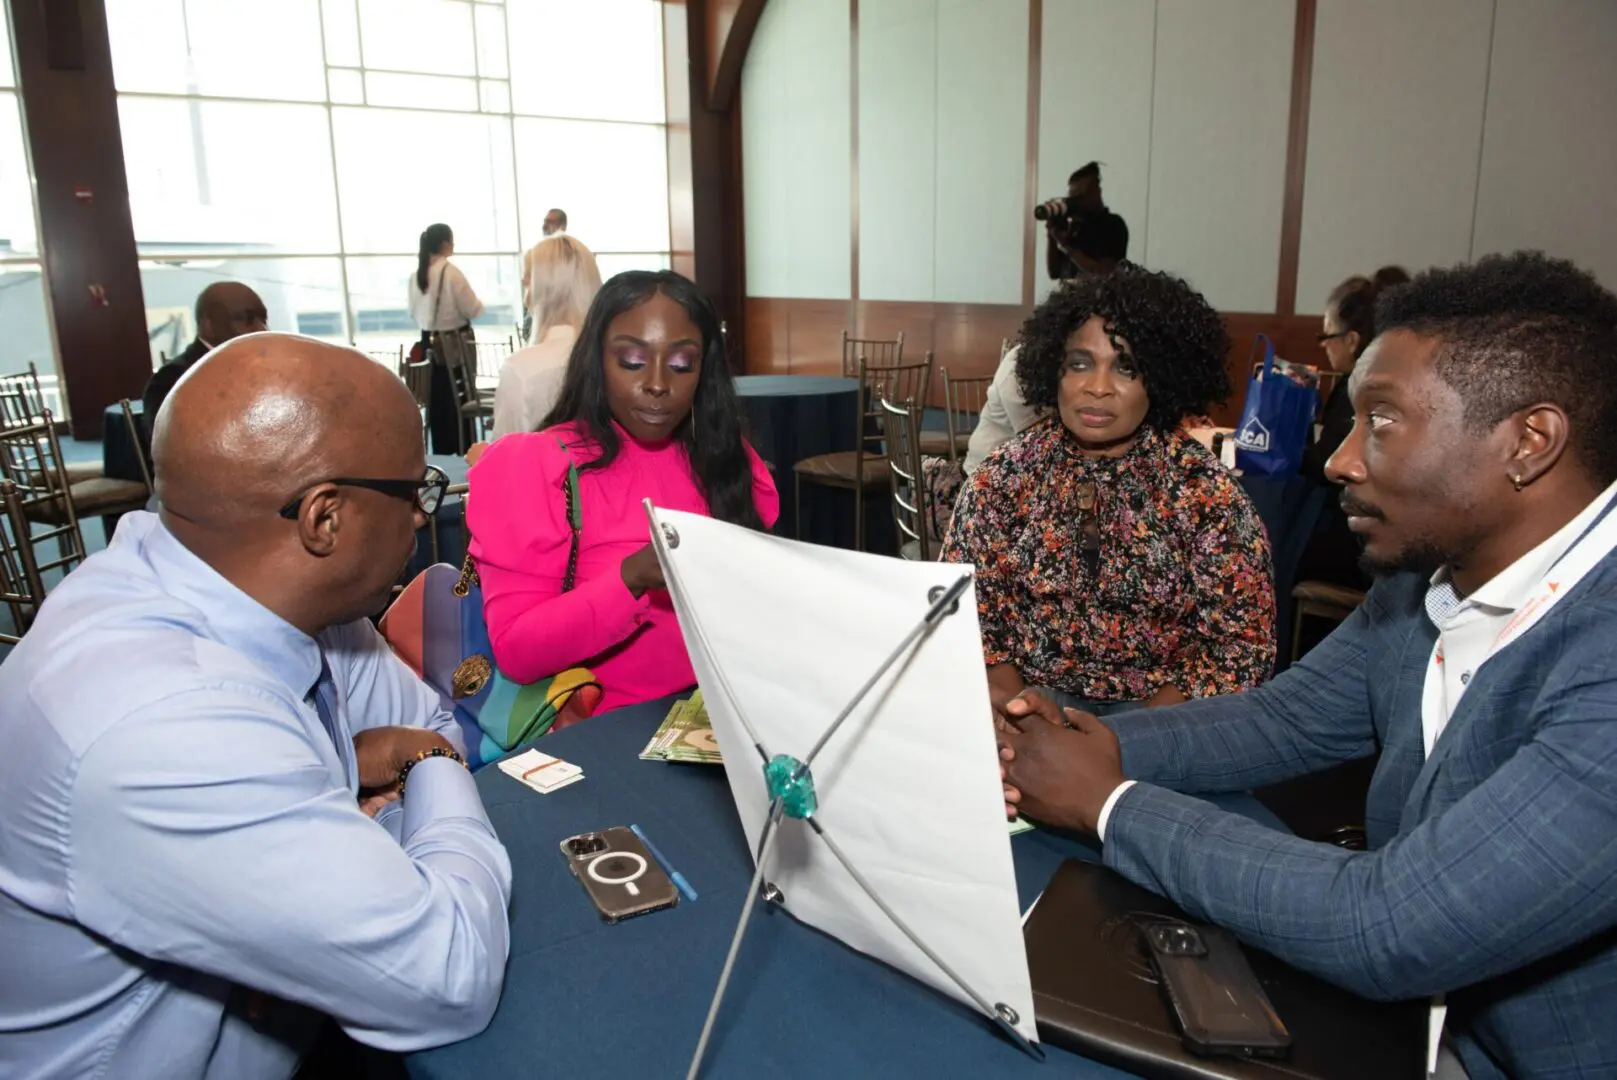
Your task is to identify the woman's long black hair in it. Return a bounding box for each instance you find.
[540,270,763,530]
[416,223,453,292]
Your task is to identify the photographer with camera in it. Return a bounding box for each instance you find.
[1040,162,1129,280]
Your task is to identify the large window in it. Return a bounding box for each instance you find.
[107,0,671,360]
[0,3,54,382]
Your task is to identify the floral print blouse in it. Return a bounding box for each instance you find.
[940,420,1276,701]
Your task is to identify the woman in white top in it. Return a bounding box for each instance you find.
[922,343,1050,539]
[408,223,484,453]
[491,235,602,438]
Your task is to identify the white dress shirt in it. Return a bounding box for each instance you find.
[408,257,484,332]
[0,513,512,1080]
[491,323,577,439]
[1421,484,1616,753]
[963,347,1046,475]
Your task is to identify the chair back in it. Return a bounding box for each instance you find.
[0,478,46,642]
[841,330,905,378]
[473,338,514,384]
[855,356,934,455]
[119,400,153,491]
[0,363,48,430]
[438,332,480,405]
[877,396,930,560]
[941,369,992,465]
[0,417,88,580]
[396,349,433,445]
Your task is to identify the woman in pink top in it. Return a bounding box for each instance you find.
[467,270,779,711]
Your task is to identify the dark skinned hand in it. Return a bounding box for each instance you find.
[998,701,1126,834]
[620,544,665,598]
[352,726,456,792]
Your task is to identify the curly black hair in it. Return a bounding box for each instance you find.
[1377,251,1617,485]
[1015,265,1231,432]
[540,270,763,530]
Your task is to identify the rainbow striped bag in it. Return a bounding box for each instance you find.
[380,455,601,769]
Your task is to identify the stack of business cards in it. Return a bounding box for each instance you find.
[498,749,584,794]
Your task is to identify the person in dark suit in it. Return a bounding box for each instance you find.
[142,282,268,437]
[999,252,1617,1079]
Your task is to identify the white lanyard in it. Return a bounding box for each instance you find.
[1421,482,1617,742]
[1419,481,1617,1074]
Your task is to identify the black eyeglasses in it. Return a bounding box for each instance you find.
[278,465,450,520]
[1316,330,1351,344]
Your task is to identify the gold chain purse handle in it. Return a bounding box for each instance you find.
[453,438,582,598]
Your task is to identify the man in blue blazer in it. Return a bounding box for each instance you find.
[1000,252,1617,1080]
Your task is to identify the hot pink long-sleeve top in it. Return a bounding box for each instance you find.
[466,422,779,711]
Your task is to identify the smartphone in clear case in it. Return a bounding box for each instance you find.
[559,827,680,923]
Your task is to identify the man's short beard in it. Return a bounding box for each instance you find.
[1360,538,1450,581]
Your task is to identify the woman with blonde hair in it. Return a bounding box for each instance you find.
[492,234,603,438]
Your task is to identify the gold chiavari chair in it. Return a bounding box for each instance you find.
[0,478,46,642]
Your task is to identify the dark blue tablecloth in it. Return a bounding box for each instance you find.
[735,375,863,548]
[406,696,1284,1079]
[103,401,145,483]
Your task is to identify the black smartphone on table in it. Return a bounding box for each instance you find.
[1143,921,1292,1060]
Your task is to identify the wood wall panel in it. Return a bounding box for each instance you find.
[744,299,1322,425]
[746,297,1020,406]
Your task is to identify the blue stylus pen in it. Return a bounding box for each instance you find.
[630,823,697,902]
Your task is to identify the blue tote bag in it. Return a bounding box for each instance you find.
[1232,334,1318,478]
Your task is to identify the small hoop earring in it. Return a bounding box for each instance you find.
[1511,473,1524,492]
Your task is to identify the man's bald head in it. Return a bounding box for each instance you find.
[195,282,268,346]
[154,333,422,526]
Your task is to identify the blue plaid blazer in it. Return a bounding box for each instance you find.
[1104,552,1617,1080]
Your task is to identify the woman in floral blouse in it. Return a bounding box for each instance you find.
[941,265,1275,716]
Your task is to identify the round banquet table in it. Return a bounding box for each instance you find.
[103,400,146,483]
[735,374,893,552]
[404,695,1285,1080]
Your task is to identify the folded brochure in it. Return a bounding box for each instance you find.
[639,691,723,765]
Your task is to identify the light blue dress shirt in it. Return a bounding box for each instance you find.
[0,513,513,1080]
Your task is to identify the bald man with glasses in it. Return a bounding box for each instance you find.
[0,333,511,1080]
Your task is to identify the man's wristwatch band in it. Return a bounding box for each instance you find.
[397,746,467,796]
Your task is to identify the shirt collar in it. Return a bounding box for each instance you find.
[1055,420,1159,464]
[135,513,324,698]
[1425,481,1617,625]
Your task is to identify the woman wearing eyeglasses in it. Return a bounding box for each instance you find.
[1305,265,1410,478]
[1297,266,1410,590]
[466,271,778,713]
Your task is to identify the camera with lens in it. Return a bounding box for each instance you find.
[1034,199,1077,224]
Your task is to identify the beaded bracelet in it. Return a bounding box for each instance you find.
[397,746,467,796]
